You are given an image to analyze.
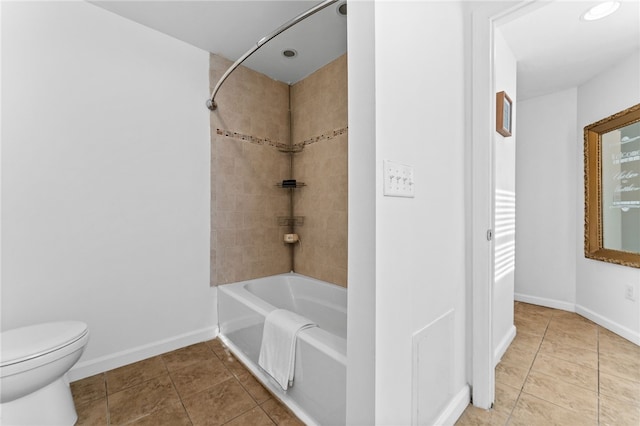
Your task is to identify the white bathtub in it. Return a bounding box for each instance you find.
[218,273,347,426]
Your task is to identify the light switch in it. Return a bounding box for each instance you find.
[383,160,415,198]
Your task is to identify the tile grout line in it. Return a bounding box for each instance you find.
[504,310,552,426]
[104,373,111,426]
[535,311,601,423]
[163,355,196,426]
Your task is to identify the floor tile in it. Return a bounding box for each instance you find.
[546,316,597,341]
[550,310,597,330]
[261,398,305,426]
[170,357,233,398]
[162,342,216,372]
[599,394,640,426]
[71,373,106,406]
[219,352,251,378]
[514,302,555,319]
[530,354,597,392]
[499,342,537,372]
[514,314,549,337]
[75,397,108,426]
[182,377,257,426]
[454,404,508,426]
[224,406,276,426]
[509,331,543,353]
[599,371,640,407]
[522,370,598,420]
[106,356,168,394]
[495,359,530,390]
[543,327,597,352]
[108,374,181,424]
[599,327,640,354]
[449,306,640,425]
[537,339,598,370]
[599,349,640,382]
[493,382,520,416]
[509,393,596,426]
[126,401,192,426]
[237,371,273,404]
[71,311,640,426]
[207,338,232,360]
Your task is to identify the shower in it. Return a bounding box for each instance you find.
[206,0,340,111]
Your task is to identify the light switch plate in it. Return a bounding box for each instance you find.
[383,160,415,198]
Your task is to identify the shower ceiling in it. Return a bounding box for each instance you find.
[90,1,638,99]
[89,1,347,84]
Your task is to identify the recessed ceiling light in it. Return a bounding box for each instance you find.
[282,49,297,58]
[582,1,621,21]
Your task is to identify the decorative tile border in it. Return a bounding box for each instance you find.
[215,128,289,150]
[296,126,349,149]
[216,126,348,151]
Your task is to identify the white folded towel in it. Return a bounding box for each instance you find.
[258,309,317,390]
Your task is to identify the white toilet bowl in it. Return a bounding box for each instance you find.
[0,321,89,426]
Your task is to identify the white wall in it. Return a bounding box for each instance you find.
[1,1,215,379]
[515,88,578,310]
[347,2,469,424]
[493,28,517,363]
[346,1,376,424]
[576,50,640,343]
[514,50,639,343]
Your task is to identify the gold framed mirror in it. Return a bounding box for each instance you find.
[584,103,640,268]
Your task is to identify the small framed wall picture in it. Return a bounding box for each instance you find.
[496,91,512,137]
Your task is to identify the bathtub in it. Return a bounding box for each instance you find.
[218,273,347,426]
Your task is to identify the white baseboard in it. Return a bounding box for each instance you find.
[432,385,470,426]
[68,326,218,382]
[514,293,576,312]
[576,304,640,346]
[493,325,516,367]
[513,292,639,346]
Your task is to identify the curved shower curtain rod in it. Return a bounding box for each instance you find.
[206,0,340,111]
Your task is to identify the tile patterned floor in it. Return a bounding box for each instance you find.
[73,303,640,425]
[456,302,640,426]
[71,339,304,425]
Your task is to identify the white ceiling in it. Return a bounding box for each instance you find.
[499,0,640,100]
[89,1,639,99]
[90,0,347,84]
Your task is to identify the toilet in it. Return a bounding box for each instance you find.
[0,321,89,425]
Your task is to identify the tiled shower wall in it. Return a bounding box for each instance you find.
[291,55,348,287]
[210,54,291,285]
[210,53,348,287]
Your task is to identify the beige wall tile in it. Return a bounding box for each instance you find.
[210,53,347,287]
[290,56,348,286]
[210,54,290,286]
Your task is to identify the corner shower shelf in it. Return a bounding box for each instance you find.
[278,216,305,227]
[276,181,306,189]
[277,145,304,154]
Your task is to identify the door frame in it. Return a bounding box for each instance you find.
[468,0,543,409]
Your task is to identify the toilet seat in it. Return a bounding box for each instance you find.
[1,321,89,423]
[1,322,89,369]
